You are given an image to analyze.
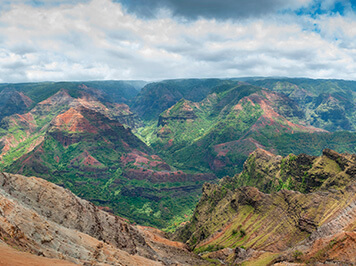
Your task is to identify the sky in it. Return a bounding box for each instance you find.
[0,0,355,82]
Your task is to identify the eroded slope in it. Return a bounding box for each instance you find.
[174,149,356,265]
[0,172,204,265]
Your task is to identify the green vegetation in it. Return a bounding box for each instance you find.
[4,128,203,229]
[239,228,246,237]
[137,83,263,177]
[250,78,356,132]
[293,250,303,261]
[194,244,224,254]
[3,77,356,234]
[173,146,356,261]
[0,101,207,230]
[0,80,142,106]
[136,79,356,179]
[132,78,233,120]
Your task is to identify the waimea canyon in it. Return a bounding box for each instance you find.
[0,78,356,265]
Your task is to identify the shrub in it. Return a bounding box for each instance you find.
[293,250,303,261]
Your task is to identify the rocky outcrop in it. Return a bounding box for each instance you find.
[0,172,152,257]
[0,172,205,265]
[250,78,356,132]
[174,149,356,265]
[233,148,356,194]
[0,88,142,165]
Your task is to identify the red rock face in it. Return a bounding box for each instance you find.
[0,86,142,166]
[53,107,98,133]
[70,150,105,171]
[238,90,326,134]
[119,149,215,183]
[13,113,36,128]
[33,90,74,116]
[120,150,166,168]
[48,131,82,147]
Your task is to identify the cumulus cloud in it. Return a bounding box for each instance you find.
[0,0,355,82]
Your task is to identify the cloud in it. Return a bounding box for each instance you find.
[117,0,313,20]
[0,0,355,83]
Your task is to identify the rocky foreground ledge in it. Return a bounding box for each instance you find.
[0,172,204,265]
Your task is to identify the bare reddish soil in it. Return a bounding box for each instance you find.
[0,243,75,266]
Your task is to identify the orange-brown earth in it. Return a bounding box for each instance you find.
[0,172,205,266]
[53,107,98,133]
[247,91,325,133]
[0,242,76,266]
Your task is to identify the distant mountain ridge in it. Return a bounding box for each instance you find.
[132,78,231,120]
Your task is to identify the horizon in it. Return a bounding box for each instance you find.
[1,76,356,85]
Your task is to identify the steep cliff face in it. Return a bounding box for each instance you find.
[0,172,204,265]
[7,104,149,177]
[174,149,356,265]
